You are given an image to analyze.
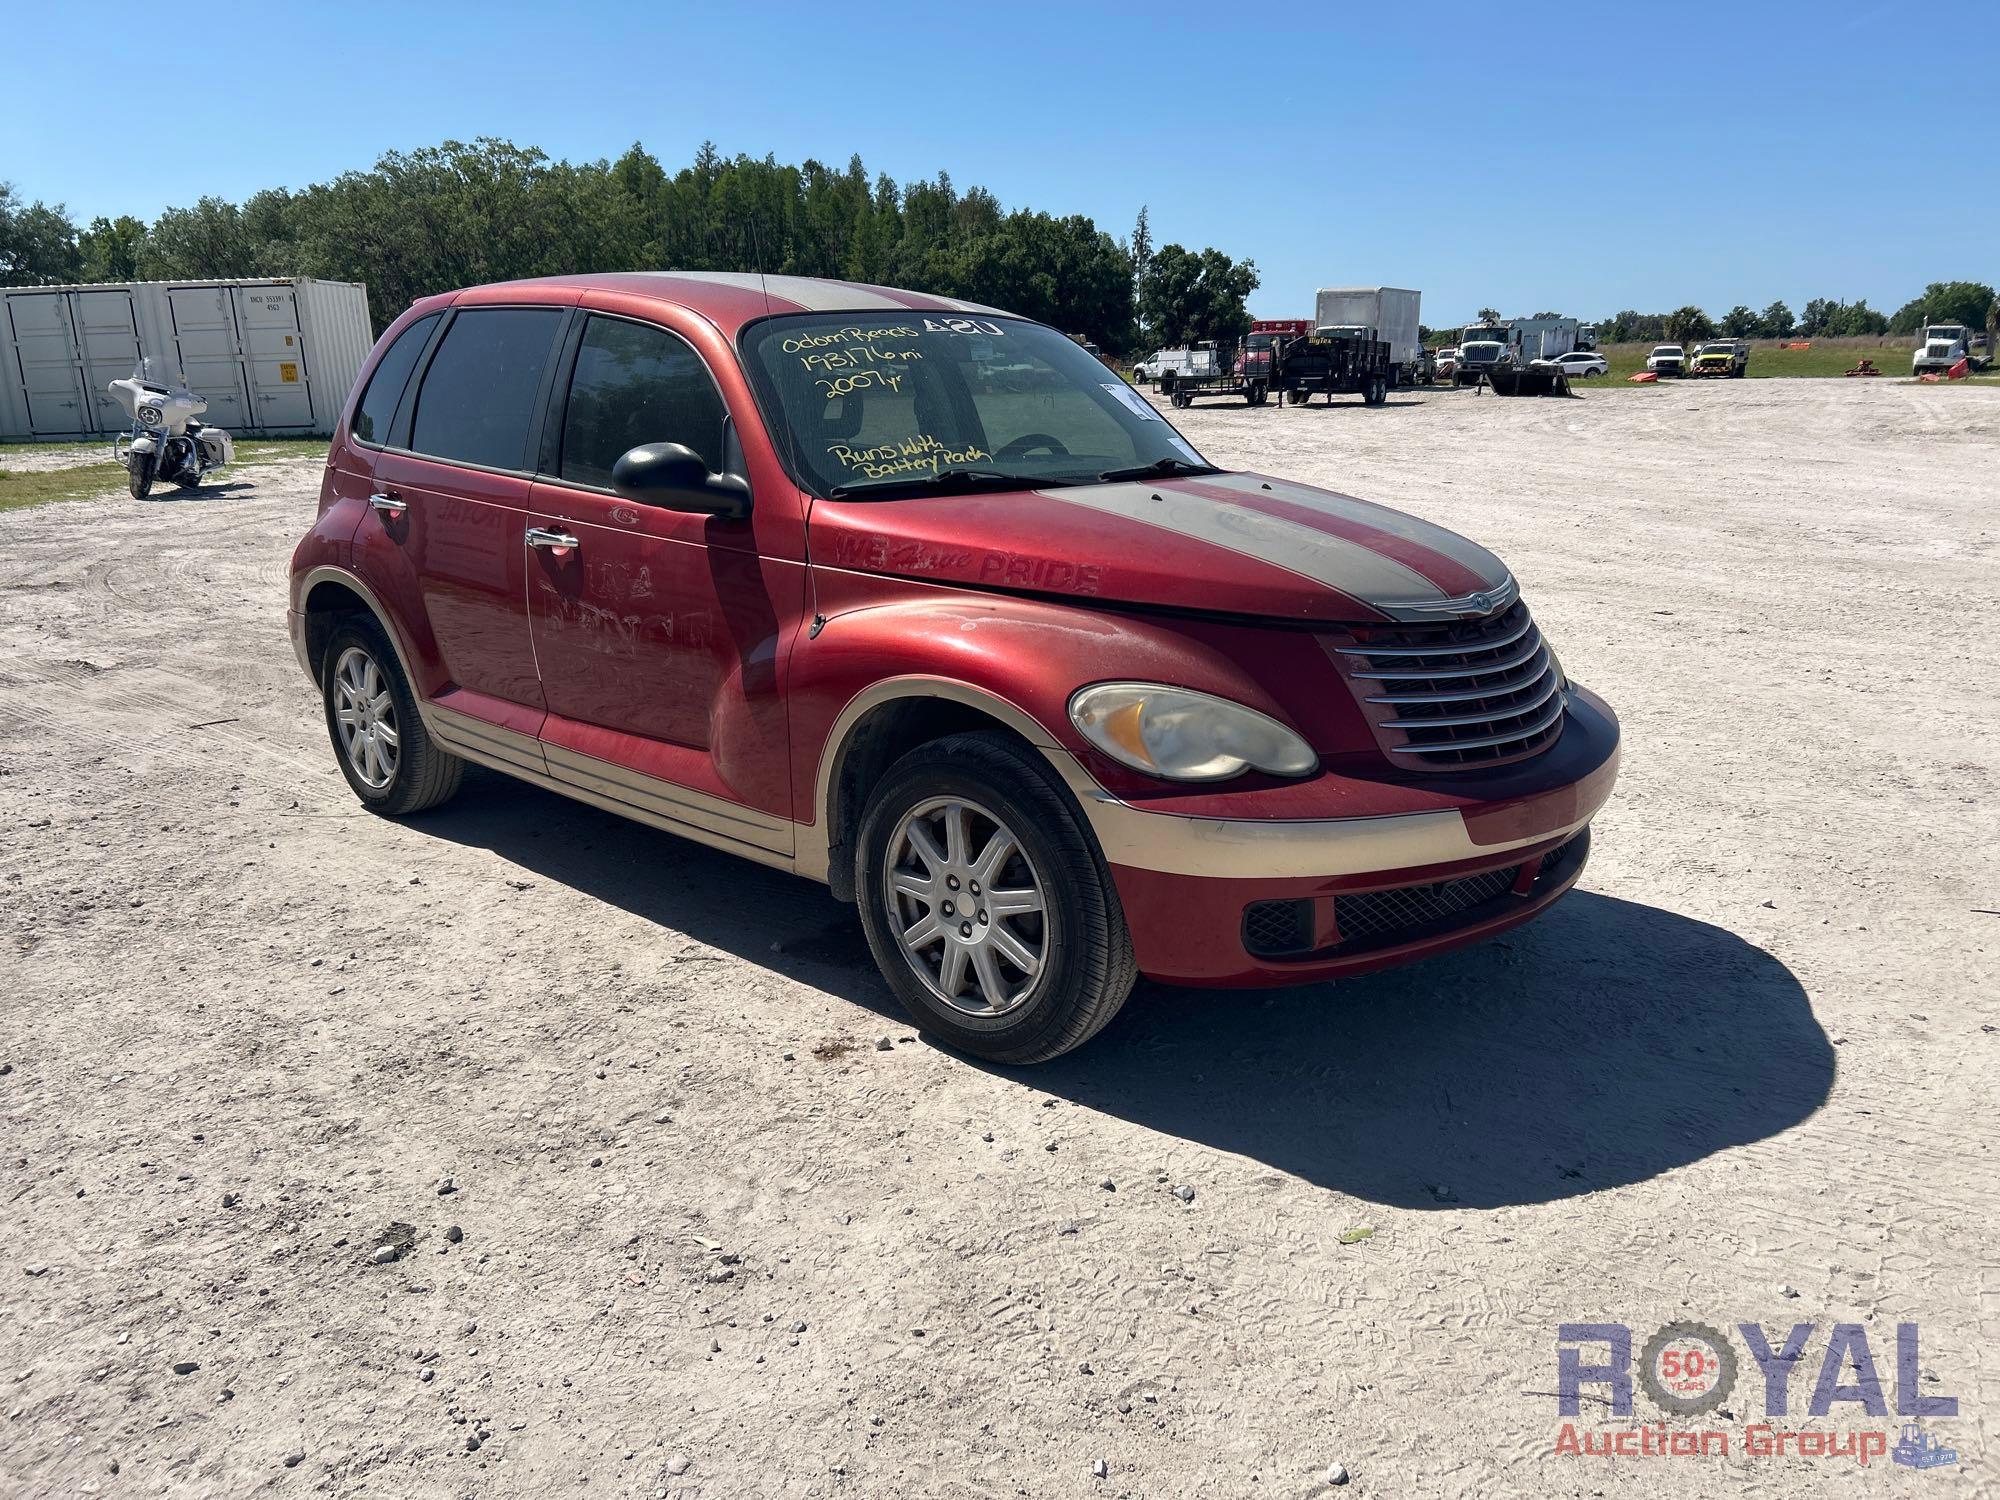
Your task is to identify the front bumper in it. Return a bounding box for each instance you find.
[1066,686,1620,986]
[287,607,312,678]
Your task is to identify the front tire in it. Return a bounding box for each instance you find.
[322,617,463,816]
[128,452,155,499]
[855,732,1137,1064]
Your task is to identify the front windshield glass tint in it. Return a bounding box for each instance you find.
[743,313,1206,498]
[1462,327,1505,343]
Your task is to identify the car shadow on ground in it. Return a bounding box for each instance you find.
[420,771,1833,1211]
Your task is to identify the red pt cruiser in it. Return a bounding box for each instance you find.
[289,274,1619,1063]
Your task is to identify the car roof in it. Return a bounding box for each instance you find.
[443,271,1008,338]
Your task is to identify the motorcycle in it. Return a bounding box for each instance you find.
[107,359,235,498]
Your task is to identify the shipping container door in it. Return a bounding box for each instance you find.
[165,286,253,429]
[71,290,143,433]
[233,285,314,428]
[5,292,90,434]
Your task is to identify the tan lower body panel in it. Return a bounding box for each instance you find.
[419,702,800,877]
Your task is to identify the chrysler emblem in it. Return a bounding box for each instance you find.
[1465,590,1494,614]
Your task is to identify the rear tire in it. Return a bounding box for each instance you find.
[854,732,1137,1065]
[127,452,155,500]
[322,616,463,816]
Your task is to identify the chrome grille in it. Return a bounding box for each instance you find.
[1332,600,1566,768]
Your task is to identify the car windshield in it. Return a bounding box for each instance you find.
[1462,327,1505,344]
[1654,346,1682,356]
[743,313,1210,499]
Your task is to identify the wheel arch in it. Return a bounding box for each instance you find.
[806,676,1076,901]
[296,566,421,690]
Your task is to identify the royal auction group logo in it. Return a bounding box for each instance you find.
[1553,1319,1961,1470]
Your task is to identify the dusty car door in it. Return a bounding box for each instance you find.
[523,309,803,860]
[362,304,568,740]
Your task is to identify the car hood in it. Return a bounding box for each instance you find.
[808,471,1514,624]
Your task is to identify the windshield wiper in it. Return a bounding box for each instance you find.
[1095,457,1218,483]
[826,469,1056,501]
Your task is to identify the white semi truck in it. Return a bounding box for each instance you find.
[1911,323,1991,376]
[1456,317,1580,378]
[1313,287,1423,387]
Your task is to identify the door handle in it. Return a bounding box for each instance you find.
[525,526,579,550]
[368,491,407,517]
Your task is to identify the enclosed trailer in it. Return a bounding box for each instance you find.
[0,277,372,442]
[1313,287,1422,385]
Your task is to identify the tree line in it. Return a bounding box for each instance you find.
[0,141,1261,356]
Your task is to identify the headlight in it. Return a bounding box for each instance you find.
[1069,683,1318,782]
[138,404,163,425]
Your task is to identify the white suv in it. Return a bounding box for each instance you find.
[1541,350,1609,378]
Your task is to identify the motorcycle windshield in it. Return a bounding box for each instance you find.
[132,357,194,397]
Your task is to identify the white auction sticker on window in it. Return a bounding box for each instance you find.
[1103,382,1164,420]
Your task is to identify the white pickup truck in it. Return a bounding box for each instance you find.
[1645,344,1686,377]
[1911,324,1991,376]
[1133,348,1200,385]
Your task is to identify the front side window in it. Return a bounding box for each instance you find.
[558,316,727,490]
[408,307,565,471]
[350,313,438,445]
[742,313,1207,499]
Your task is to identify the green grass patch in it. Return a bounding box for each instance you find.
[1587,339,1995,383]
[0,440,325,514]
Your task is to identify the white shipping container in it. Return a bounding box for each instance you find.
[0,276,372,442]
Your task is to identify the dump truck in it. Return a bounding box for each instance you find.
[1313,288,1422,387]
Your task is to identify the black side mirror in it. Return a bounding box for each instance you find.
[611,442,751,520]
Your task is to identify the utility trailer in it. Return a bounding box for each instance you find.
[1273,329,1393,407]
[1161,345,1273,407]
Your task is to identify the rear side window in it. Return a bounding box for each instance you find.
[559,316,727,489]
[350,313,438,445]
[409,308,565,471]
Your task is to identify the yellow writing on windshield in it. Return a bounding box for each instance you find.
[783,325,922,355]
[816,367,908,398]
[801,344,924,374]
[828,434,992,482]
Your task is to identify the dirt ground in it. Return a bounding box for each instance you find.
[3,380,1996,1498]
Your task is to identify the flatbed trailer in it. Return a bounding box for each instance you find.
[1163,367,1273,407]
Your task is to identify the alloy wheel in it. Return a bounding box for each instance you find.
[332,645,400,789]
[885,797,1047,1017]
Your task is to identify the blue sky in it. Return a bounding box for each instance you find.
[4,1,1992,325]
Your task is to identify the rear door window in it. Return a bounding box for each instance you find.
[408,307,565,471]
[558,316,727,490]
[349,313,438,445]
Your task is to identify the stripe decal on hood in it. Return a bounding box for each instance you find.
[1030,481,1414,618]
[1029,475,1511,619]
[1183,476,1497,597]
